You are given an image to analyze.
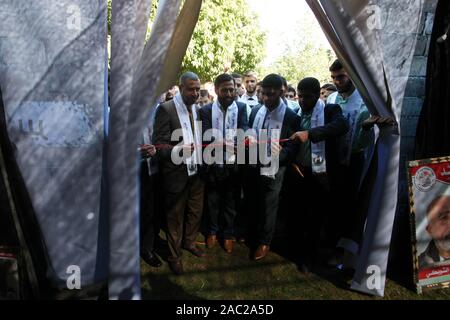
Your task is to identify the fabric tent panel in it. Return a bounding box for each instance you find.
[108,0,202,299]
[108,0,153,300]
[309,0,423,296]
[0,0,107,287]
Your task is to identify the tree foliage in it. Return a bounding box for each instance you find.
[265,8,336,86]
[181,0,266,82]
[270,46,336,86]
[107,0,265,82]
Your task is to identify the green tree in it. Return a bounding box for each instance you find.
[266,7,336,86]
[270,45,336,85]
[181,0,266,82]
[107,0,265,82]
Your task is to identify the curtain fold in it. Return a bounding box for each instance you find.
[108,0,203,299]
[108,0,154,300]
[307,0,423,296]
[0,0,108,290]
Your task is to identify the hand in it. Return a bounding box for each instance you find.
[224,140,236,154]
[245,135,258,147]
[290,131,309,143]
[181,143,195,156]
[271,142,283,157]
[362,116,397,130]
[140,144,157,157]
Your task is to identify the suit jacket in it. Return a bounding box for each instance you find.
[305,103,349,174]
[199,101,249,143]
[249,104,301,167]
[153,99,202,193]
[199,101,248,182]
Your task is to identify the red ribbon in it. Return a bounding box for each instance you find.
[149,138,291,150]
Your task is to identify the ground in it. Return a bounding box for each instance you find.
[140,235,450,300]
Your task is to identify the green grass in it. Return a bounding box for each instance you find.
[141,235,450,300]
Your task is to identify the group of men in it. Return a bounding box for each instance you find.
[139,59,395,275]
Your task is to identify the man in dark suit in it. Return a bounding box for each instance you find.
[153,72,205,275]
[199,74,249,254]
[248,74,301,261]
[289,77,349,272]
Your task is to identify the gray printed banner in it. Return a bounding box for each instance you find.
[0,1,107,287]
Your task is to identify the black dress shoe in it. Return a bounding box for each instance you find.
[141,250,162,268]
[169,260,184,275]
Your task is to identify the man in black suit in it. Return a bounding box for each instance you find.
[289,77,349,272]
[248,74,301,261]
[199,74,249,254]
[153,72,205,275]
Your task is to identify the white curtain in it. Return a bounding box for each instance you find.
[108,0,203,299]
[0,0,107,289]
[307,0,424,296]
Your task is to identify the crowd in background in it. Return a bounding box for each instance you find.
[139,59,396,276]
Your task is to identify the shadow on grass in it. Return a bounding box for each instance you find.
[142,272,204,300]
[269,236,356,292]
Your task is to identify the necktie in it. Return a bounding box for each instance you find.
[188,110,195,139]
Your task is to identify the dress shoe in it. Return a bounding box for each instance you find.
[141,250,162,268]
[183,244,206,258]
[206,235,217,248]
[169,260,184,275]
[223,239,234,254]
[253,245,270,261]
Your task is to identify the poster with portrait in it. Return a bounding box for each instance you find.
[408,156,450,293]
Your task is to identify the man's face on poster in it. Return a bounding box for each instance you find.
[426,196,450,252]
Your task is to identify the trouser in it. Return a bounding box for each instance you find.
[287,165,330,261]
[234,166,252,239]
[328,152,366,252]
[140,170,161,253]
[206,170,241,239]
[340,150,378,252]
[252,166,286,246]
[165,175,205,262]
